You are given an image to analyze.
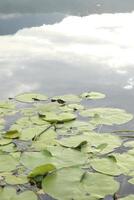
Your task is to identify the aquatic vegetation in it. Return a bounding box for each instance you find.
[0,91,133,200]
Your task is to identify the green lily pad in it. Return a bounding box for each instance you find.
[0,187,37,200]
[0,143,16,153]
[21,146,87,170]
[128,177,134,185]
[15,93,48,103]
[59,136,87,148]
[28,164,56,178]
[36,102,61,113]
[20,107,37,116]
[41,112,76,123]
[91,156,122,176]
[46,146,88,168]
[119,195,134,200]
[77,132,121,155]
[20,125,49,140]
[80,107,133,125]
[20,151,51,170]
[52,94,81,103]
[0,101,15,110]
[81,92,106,99]
[32,129,57,151]
[4,130,20,139]
[0,138,12,146]
[43,167,119,200]
[0,154,18,172]
[113,153,134,175]
[4,174,28,185]
[124,140,134,148]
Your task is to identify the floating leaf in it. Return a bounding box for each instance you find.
[4,174,28,185]
[113,153,134,175]
[28,164,56,178]
[0,154,18,172]
[119,195,134,200]
[60,104,84,112]
[36,102,61,113]
[59,136,87,148]
[20,125,49,140]
[21,146,87,170]
[0,187,37,200]
[0,101,15,110]
[15,93,48,103]
[128,177,134,185]
[4,130,20,139]
[32,129,57,151]
[46,146,88,168]
[43,167,119,200]
[80,107,133,125]
[52,94,81,103]
[124,140,134,148]
[0,143,16,153]
[41,112,76,123]
[0,138,12,146]
[20,151,52,170]
[81,92,106,99]
[91,157,122,176]
[78,132,121,155]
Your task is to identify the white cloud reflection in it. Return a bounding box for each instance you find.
[1,12,134,96]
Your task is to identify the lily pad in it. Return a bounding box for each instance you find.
[81,92,106,99]
[43,167,119,200]
[4,130,20,139]
[59,136,87,148]
[52,94,81,103]
[41,112,76,123]
[15,93,48,103]
[20,125,49,140]
[28,164,56,178]
[0,187,37,200]
[128,177,134,185]
[4,174,28,185]
[0,138,12,146]
[91,156,122,176]
[0,154,18,172]
[113,153,134,175]
[80,108,133,125]
[119,195,134,200]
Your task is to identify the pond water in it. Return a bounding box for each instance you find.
[1,1,134,200]
[0,0,134,113]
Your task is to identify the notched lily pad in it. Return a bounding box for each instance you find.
[52,94,81,103]
[43,168,119,200]
[80,107,133,125]
[119,195,134,200]
[28,164,56,178]
[0,187,37,200]
[0,154,18,172]
[91,156,122,176]
[81,92,106,99]
[4,130,20,139]
[15,93,48,103]
[40,112,76,123]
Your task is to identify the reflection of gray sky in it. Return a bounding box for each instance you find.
[1,0,134,35]
[0,13,65,35]
[0,0,134,14]
[1,12,134,113]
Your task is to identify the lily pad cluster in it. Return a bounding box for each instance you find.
[0,92,133,200]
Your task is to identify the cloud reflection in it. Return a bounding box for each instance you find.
[0,12,134,97]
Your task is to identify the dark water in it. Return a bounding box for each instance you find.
[1,1,134,199]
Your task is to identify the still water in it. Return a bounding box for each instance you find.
[1,1,134,198]
[0,1,134,113]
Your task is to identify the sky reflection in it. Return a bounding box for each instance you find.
[0,12,134,113]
